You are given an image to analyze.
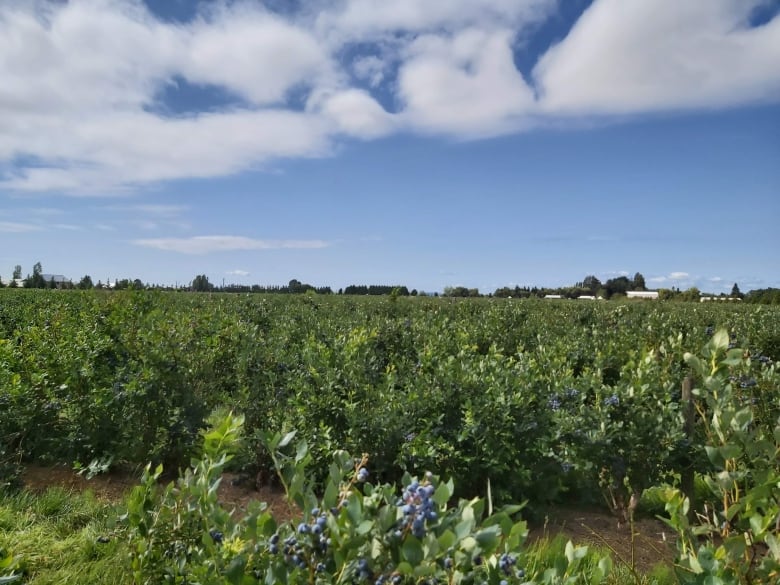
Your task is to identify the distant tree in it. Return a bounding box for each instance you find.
[604,276,631,298]
[192,274,213,292]
[12,265,22,280]
[678,287,701,302]
[410,289,418,296]
[632,272,646,291]
[25,262,46,288]
[744,288,780,304]
[78,275,94,289]
[133,279,145,290]
[731,283,742,299]
[582,275,602,293]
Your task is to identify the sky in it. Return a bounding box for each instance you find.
[1,0,779,294]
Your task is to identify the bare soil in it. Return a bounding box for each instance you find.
[21,466,675,573]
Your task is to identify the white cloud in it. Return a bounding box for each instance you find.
[0,221,42,232]
[1,108,332,193]
[133,235,330,254]
[0,0,778,193]
[125,204,188,216]
[181,4,333,106]
[226,269,250,277]
[316,0,555,41]
[669,271,690,280]
[534,0,780,114]
[397,29,536,136]
[312,88,395,138]
[352,55,387,87]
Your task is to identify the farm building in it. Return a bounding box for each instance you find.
[626,291,659,300]
[700,297,742,302]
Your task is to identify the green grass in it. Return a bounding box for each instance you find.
[522,534,676,585]
[1,486,679,584]
[0,488,130,585]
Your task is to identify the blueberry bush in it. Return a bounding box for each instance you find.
[125,411,612,584]
[662,331,780,584]
[0,289,778,513]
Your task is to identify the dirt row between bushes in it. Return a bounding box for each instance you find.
[20,465,676,574]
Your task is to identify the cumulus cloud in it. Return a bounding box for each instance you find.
[0,0,778,193]
[397,28,536,136]
[133,235,330,254]
[226,269,250,277]
[534,0,780,114]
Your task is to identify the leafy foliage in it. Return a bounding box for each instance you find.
[125,412,612,584]
[662,331,780,584]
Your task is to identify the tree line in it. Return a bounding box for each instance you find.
[2,263,775,304]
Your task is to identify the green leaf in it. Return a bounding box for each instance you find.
[278,430,297,448]
[295,440,308,463]
[565,540,575,563]
[224,555,248,584]
[401,537,424,566]
[433,479,454,507]
[765,534,780,560]
[437,530,456,551]
[474,525,501,550]
[711,330,729,353]
[598,556,612,576]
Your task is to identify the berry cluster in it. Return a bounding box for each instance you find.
[498,552,524,581]
[270,507,332,572]
[396,474,438,539]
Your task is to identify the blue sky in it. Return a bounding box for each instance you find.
[1,0,778,293]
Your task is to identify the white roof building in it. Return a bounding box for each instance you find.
[626,291,659,300]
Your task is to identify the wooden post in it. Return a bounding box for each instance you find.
[681,376,695,520]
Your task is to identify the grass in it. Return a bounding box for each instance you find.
[0,488,130,585]
[1,485,679,584]
[523,534,676,585]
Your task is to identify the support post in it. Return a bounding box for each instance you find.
[681,376,695,520]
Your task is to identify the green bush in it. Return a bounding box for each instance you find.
[125,412,612,584]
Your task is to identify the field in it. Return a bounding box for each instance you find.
[1,290,778,584]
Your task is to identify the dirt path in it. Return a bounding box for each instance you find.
[21,466,675,573]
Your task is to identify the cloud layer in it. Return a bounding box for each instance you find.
[0,0,778,192]
[133,235,330,254]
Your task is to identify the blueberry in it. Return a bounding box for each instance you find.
[209,529,224,544]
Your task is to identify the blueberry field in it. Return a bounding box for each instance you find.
[0,289,779,584]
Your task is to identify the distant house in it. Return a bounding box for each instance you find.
[626,291,659,300]
[700,296,742,302]
[577,295,597,300]
[544,294,563,299]
[41,274,71,288]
